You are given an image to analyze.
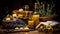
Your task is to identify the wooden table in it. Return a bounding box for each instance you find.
[0,29,60,34]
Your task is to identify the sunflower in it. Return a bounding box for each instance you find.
[38,26,44,32]
[45,24,53,32]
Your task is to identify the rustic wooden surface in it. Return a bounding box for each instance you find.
[0,30,60,34]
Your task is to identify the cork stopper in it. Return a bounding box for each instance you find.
[34,2,39,11]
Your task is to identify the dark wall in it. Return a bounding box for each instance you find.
[0,0,36,25]
[0,0,60,25]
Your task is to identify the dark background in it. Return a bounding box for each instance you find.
[0,0,60,25]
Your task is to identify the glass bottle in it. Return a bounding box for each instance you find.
[28,18,34,27]
[32,2,40,27]
[24,5,29,19]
